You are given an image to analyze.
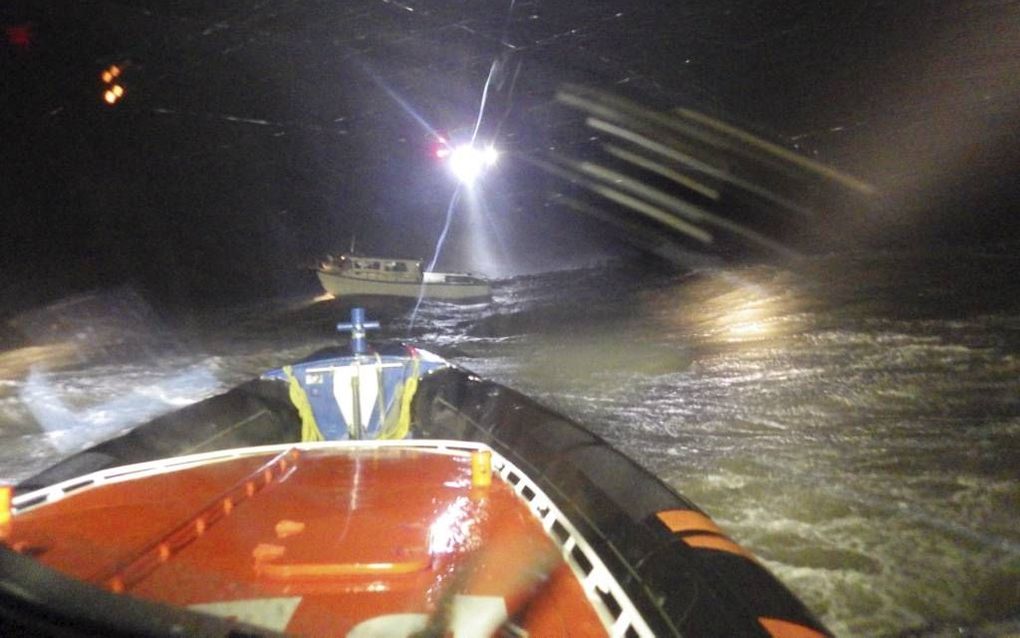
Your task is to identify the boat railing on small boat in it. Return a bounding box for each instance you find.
[316,254,491,302]
[3,309,831,637]
[320,255,422,282]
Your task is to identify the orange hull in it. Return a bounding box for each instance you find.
[9,443,618,636]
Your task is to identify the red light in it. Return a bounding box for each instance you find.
[431,134,452,159]
[5,24,33,49]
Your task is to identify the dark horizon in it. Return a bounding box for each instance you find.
[4,0,1019,317]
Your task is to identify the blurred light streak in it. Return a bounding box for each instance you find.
[469,60,499,143]
[595,184,712,244]
[426,187,462,274]
[587,117,818,220]
[528,155,714,244]
[410,187,462,331]
[560,86,771,171]
[586,116,721,177]
[575,159,716,225]
[674,107,876,195]
[579,155,799,256]
[552,194,721,269]
[560,85,870,190]
[599,164,800,257]
[603,144,720,200]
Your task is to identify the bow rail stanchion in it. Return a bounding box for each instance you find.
[336,308,381,439]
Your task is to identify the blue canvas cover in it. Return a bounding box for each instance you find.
[262,347,446,440]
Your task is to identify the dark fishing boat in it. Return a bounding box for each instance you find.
[2,309,831,637]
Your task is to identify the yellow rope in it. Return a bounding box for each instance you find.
[380,353,420,440]
[282,365,325,442]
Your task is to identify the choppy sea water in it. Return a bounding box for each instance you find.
[1,248,1018,637]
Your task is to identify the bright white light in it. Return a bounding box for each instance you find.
[482,145,498,166]
[449,144,482,184]
[448,143,499,185]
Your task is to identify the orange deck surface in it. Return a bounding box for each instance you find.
[11,447,608,636]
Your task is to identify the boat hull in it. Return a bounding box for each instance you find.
[10,442,611,636]
[316,270,491,302]
[10,348,832,637]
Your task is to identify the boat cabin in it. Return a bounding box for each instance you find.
[334,255,423,283]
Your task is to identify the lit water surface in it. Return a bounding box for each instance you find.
[1,249,1018,636]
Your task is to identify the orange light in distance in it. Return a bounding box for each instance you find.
[101,65,125,105]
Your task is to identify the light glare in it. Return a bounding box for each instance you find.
[483,145,498,166]
[449,144,482,184]
[448,143,499,185]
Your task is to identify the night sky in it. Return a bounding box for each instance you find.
[4,0,1019,314]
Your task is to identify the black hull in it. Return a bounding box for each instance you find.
[413,367,829,638]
